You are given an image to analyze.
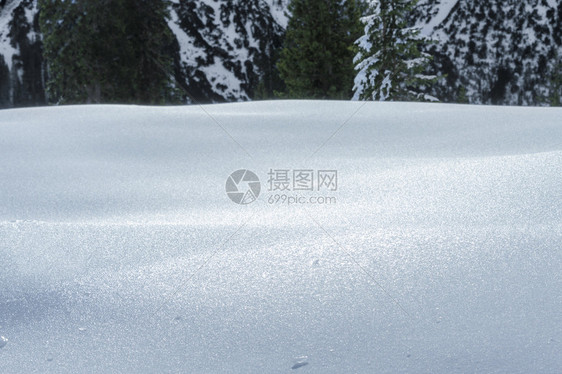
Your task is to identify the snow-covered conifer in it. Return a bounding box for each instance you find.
[353,0,436,101]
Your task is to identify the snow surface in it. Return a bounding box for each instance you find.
[0,101,561,373]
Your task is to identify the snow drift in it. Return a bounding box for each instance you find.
[0,101,561,373]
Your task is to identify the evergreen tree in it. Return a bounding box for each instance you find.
[7,0,46,107]
[277,0,362,99]
[0,55,11,108]
[39,0,179,104]
[548,54,562,106]
[251,24,285,100]
[353,0,436,101]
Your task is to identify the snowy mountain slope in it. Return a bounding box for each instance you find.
[0,0,284,106]
[0,101,561,373]
[414,0,457,36]
[264,0,288,28]
[169,0,284,102]
[415,0,562,105]
[2,0,561,107]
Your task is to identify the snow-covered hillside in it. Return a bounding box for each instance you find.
[415,0,562,105]
[1,0,561,107]
[0,0,285,106]
[0,101,561,373]
[168,0,285,102]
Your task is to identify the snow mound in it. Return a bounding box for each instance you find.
[0,101,561,373]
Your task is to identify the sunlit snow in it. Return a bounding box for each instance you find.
[0,101,561,373]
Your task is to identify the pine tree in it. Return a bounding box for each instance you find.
[353,0,436,101]
[548,55,562,106]
[39,0,179,104]
[7,0,46,107]
[0,56,11,108]
[277,0,362,99]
